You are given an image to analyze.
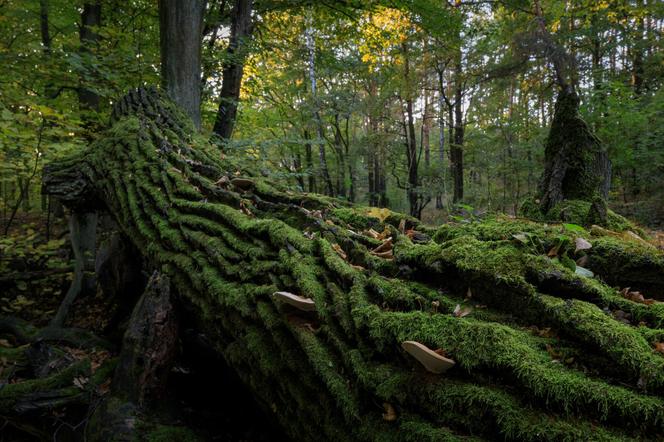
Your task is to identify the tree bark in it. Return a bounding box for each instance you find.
[435,67,446,209]
[212,0,254,141]
[451,68,464,204]
[533,0,610,213]
[39,0,51,55]
[159,0,205,128]
[41,88,664,442]
[78,2,102,114]
[304,11,334,196]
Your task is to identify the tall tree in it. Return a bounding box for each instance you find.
[159,0,205,128]
[304,9,334,196]
[212,0,254,140]
[533,0,610,214]
[78,2,102,116]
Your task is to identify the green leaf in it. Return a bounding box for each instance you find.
[575,266,594,278]
[563,223,585,234]
[560,254,576,272]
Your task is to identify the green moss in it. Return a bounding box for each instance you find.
[331,207,379,230]
[143,424,201,442]
[588,236,664,293]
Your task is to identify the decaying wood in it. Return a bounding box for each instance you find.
[31,87,664,441]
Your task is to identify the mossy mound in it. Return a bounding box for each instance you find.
[40,88,664,441]
[520,196,643,235]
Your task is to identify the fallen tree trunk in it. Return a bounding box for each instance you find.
[41,88,664,441]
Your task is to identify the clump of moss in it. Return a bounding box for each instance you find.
[143,424,201,442]
[519,197,642,235]
[330,208,379,230]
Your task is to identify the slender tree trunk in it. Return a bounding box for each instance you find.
[304,11,333,196]
[435,68,446,209]
[78,2,102,115]
[39,0,51,55]
[345,117,355,203]
[406,97,418,217]
[403,42,420,218]
[304,130,316,193]
[451,62,464,203]
[333,114,347,199]
[159,0,205,128]
[212,0,253,140]
[630,1,645,96]
[422,87,431,168]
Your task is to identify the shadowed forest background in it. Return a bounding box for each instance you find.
[1,1,664,441]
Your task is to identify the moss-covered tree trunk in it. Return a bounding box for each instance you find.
[538,88,610,213]
[41,88,664,441]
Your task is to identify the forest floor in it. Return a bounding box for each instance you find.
[0,212,289,441]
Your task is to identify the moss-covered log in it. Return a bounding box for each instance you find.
[42,88,664,441]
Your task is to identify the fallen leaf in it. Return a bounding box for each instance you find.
[619,288,658,305]
[575,266,594,278]
[214,175,229,186]
[371,250,394,260]
[623,230,649,245]
[453,304,472,318]
[239,200,253,217]
[73,376,88,390]
[655,343,664,355]
[574,237,592,253]
[377,227,391,241]
[576,255,589,267]
[332,243,347,260]
[529,326,555,338]
[371,237,392,254]
[398,219,406,234]
[512,233,529,244]
[382,402,397,421]
[545,344,562,360]
[366,207,391,222]
[97,379,112,395]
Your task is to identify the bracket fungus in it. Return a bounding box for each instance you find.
[272,291,317,312]
[401,341,456,374]
[231,177,255,191]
